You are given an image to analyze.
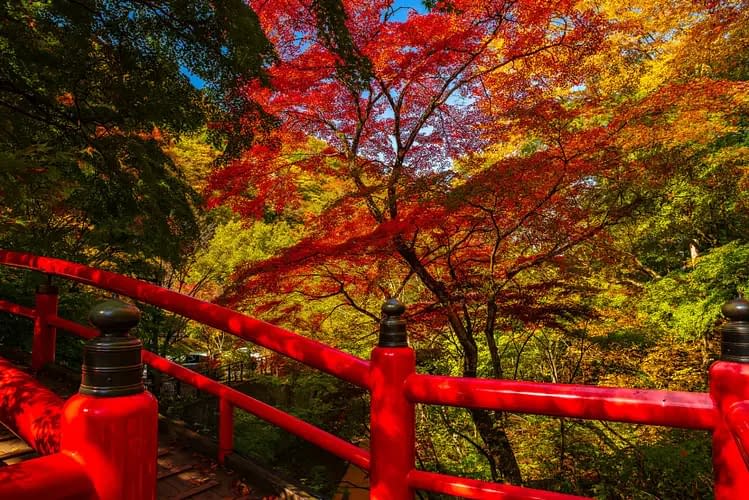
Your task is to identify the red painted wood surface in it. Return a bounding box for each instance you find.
[726,401,749,468]
[370,346,415,500]
[32,285,58,372]
[710,361,749,498]
[0,290,372,471]
[48,315,98,339]
[0,452,94,499]
[408,470,589,499]
[3,249,749,500]
[0,299,34,318]
[142,350,371,470]
[0,357,62,454]
[218,398,233,465]
[0,250,371,389]
[406,374,717,430]
[61,391,159,500]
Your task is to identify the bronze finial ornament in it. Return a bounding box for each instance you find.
[80,300,144,396]
[720,297,749,363]
[379,298,408,347]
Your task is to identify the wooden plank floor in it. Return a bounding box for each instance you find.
[156,439,268,499]
[0,422,268,499]
[0,423,36,466]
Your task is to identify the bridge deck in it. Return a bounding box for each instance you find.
[0,420,263,499]
[0,422,36,466]
[0,360,269,499]
[156,440,259,499]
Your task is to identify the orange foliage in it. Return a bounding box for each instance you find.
[207,0,746,336]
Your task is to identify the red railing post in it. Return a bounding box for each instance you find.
[370,299,415,500]
[61,300,158,500]
[32,282,58,371]
[218,397,234,464]
[711,298,749,498]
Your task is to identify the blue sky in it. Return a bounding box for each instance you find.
[182,1,428,89]
[390,0,427,21]
[181,68,206,89]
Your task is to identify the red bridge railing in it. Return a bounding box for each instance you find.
[0,250,748,499]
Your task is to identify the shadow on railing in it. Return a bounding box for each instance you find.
[1,250,749,499]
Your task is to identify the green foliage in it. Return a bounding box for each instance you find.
[582,427,712,500]
[639,241,749,341]
[0,0,273,272]
[626,145,749,276]
[191,219,298,284]
[2,1,748,497]
[230,370,366,497]
[0,0,277,355]
[310,0,373,90]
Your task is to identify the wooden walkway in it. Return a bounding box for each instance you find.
[0,423,36,466]
[155,441,264,499]
[0,420,268,499]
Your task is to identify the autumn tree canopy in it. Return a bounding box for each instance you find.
[208,0,614,484]
[206,0,749,485]
[0,0,747,495]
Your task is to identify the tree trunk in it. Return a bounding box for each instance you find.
[462,326,521,484]
[394,237,522,484]
[485,300,503,379]
[470,408,523,485]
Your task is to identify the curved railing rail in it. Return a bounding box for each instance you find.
[0,251,370,389]
[1,249,749,499]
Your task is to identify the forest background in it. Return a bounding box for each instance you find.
[1,0,748,498]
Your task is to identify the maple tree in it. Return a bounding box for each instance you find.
[205,0,748,487]
[206,0,607,483]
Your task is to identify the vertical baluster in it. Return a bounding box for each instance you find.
[218,398,234,465]
[32,282,58,372]
[711,297,749,497]
[61,300,158,500]
[370,299,415,499]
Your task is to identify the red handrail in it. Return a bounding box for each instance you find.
[0,300,371,469]
[407,470,589,500]
[141,350,371,469]
[0,299,35,318]
[2,249,749,499]
[0,250,370,389]
[406,374,717,430]
[48,315,98,340]
[0,357,62,454]
[0,453,94,499]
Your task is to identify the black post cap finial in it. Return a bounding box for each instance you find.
[81,300,144,397]
[379,298,408,347]
[89,300,141,334]
[720,297,749,363]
